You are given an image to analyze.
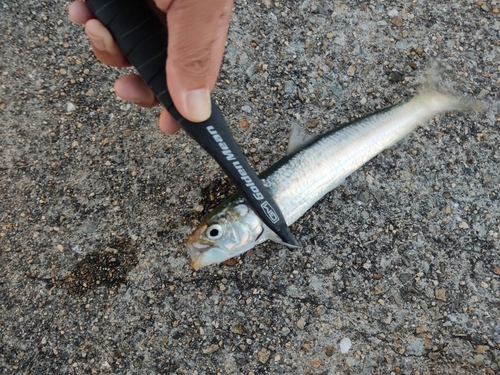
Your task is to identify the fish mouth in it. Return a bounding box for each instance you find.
[188,246,228,270]
[186,244,205,271]
[191,255,204,271]
[185,242,207,270]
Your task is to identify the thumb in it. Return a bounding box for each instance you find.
[163,0,232,123]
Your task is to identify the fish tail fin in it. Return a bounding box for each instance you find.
[418,61,482,113]
[413,91,474,114]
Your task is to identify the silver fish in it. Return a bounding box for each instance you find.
[186,92,465,269]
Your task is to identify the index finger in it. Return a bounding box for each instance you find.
[68,1,94,25]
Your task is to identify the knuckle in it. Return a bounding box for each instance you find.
[172,50,211,80]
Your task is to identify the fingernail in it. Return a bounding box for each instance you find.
[89,35,106,51]
[185,88,211,122]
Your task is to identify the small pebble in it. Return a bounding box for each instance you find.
[474,345,489,354]
[480,2,491,11]
[239,118,250,130]
[493,264,500,275]
[202,344,219,354]
[434,289,447,301]
[415,324,427,334]
[258,348,270,364]
[66,102,75,112]
[391,17,403,27]
[459,221,469,229]
[477,89,490,99]
[310,357,322,367]
[307,118,319,128]
[347,63,356,77]
[296,317,305,330]
[407,338,424,356]
[339,338,352,354]
[230,322,248,336]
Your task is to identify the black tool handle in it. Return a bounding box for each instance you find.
[85,0,297,246]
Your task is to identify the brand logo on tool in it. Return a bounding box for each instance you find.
[207,126,265,201]
[261,201,279,223]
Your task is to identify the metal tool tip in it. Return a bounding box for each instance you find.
[276,225,299,248]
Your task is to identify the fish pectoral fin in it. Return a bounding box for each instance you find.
[267,228,300,249]
[287,121,317,156]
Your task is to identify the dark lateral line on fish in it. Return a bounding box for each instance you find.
[206,125,265,201]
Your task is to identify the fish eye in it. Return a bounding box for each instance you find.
[206,224,223,240]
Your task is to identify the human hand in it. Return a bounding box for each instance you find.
[68,0,233,134]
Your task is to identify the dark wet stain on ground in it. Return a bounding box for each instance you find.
[62,238,139,296]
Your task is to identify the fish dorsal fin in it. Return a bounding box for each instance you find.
[287,121,317,156]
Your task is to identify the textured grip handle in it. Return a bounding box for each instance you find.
[85,0,297,246]
[86,0,174,111]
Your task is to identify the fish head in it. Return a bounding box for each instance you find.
[186,200,268,270]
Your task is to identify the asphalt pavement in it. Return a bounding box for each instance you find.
[1,0,499,374]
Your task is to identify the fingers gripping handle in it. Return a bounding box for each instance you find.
[85,0,297,246]
[86,0,173,109]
